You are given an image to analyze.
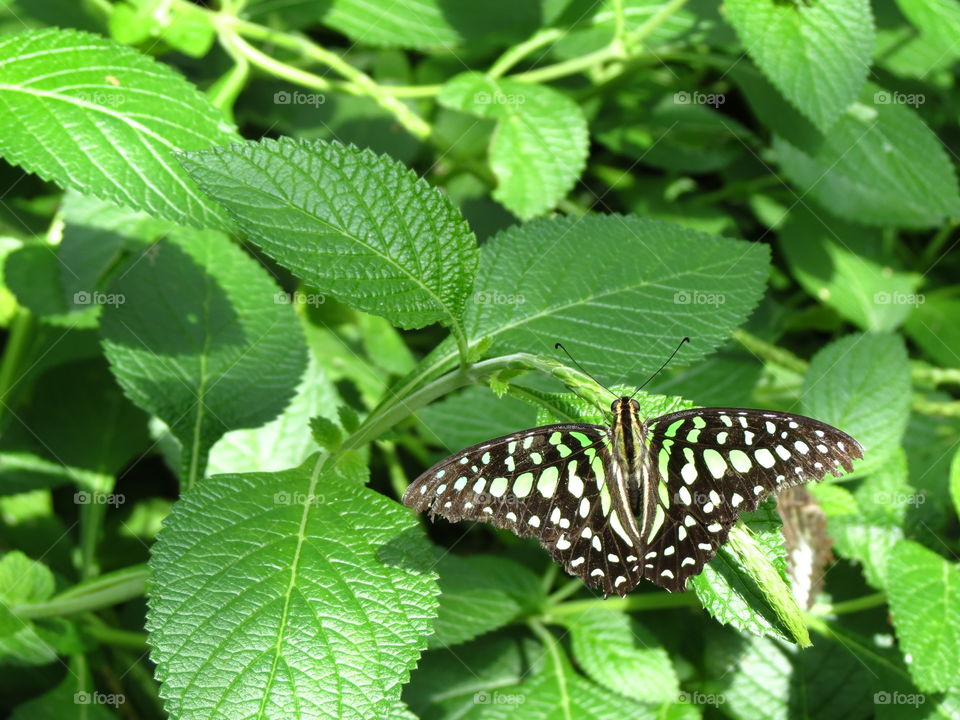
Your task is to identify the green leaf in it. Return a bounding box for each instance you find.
[431,554,543,649]
[179,138,479,331]
[558,607,679,703]
[802,333,910,473]
[465,215,770,381]
[207,356,340,476]
[406,633,543,719]
[419,386,537,451]
[147,461,439,720]
[10,671,118,720]
[903,290,960,369]
[0,358,149,482]
[719,634,873,720]
[779,207,922,332]
[309,415,343,452]
[692,501,804,644]
[457,631,659,719]
[109,0,216,58]
[0,551,54,635]
[439,73,589,219]
[773,87,960,228]
[100,229,308,483]
[0,29,236,229]
[885,541,960,692]
[893,0,960,64]
[820,448,911,588]
[723,0,874,131]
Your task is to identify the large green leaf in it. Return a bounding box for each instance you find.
[100,229,308,484]
[893,0,960,64]
[464,215,770,382]
[778,207,922,332]
[0,29,236,229]
[801,333,910,474]
[418,386,537,452]
[885,541,960,693]
[457,633,659,719]
[430,554,543,649]
[147,462,439,720]
[719,634,873,720]
[559,607,679,704]
[817,448,911,588]
[723,0,874,131]
[206,356,341,476]
[903,289,960,369]
[405,633,543,720]
[773,87,960,228]
[179,138,479,331]
[439,73,589,219]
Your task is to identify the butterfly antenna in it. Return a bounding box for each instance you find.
[554,342,617,400]
[630,337,690,399]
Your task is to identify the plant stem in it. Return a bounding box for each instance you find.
[544,591,698,618]
[83,621,150,650]
[814,592,887,616]
[0,308,33,428]
[488,28,565,78]
[733,329,808,375]
[546,578,583,605]
[77,472,115,580]
[213,14,431,139]
[14,565,148,620]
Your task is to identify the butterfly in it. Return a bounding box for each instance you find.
[403,396,862,596]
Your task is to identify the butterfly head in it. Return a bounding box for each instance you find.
[610,397,640,414]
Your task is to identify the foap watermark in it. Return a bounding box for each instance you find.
[77,91,126,107]
[473,691,525,705]
[674,90,725,108]
[874,691,925,707]
[873,491,925,507]
[874,90,925,107]
[274,491,325,506]
[678,691,726,707]
[74,290,125,307]
[473,290,525,305]
[74,491,125,507]
[274,90,326,106]
[274,291,326,307]
[674,290,725,307]
[474,91,525,106]
[75,692,125,707]
[874,291,924,306]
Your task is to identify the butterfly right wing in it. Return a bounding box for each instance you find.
[403,424,646,596]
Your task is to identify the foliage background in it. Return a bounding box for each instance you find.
[0,0,958,718]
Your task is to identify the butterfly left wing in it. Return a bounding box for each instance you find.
[637,407,862,592]
[403,424,647,596]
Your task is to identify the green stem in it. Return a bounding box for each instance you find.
[77,472,116,580]
[814,592,887,616]
[512,43,624,84]
[919,221,957,267]
[546,578,583,605]
[911,362,960,387]
[14,565,148,620]
[214,14,431,139]
[733,329,808,375]
[488,28,565,78]
[83,622,150,650]
[544,591,698,618]
[0,308,33,428]
[210,31,252,120]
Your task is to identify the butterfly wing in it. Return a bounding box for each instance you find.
[403,424,646,596]
[638,407,862,592]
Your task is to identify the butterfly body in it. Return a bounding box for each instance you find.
[404,397,862,596]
